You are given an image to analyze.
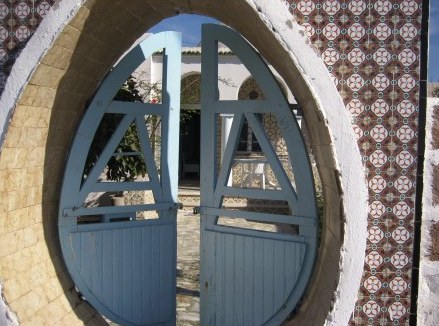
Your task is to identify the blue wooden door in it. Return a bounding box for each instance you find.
[200,25,318,325]
[58,32,181,326]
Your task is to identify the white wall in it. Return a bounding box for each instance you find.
[141,48,295,103]
[0,282,17,326]
[418,97,439,325]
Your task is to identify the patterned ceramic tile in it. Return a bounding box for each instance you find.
[287,0,423,324]
[0,0,54,93]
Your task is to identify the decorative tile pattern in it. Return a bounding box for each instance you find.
[0,0,54,93]
[288,0,423,324]
[0,0,424,325]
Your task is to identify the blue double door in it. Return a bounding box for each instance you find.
[58,25,318,326]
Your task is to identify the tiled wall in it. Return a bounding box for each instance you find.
[288,1,422,324]
[0,1,54,93]
[0,0,425,325]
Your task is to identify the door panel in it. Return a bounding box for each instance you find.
[208,231,306,326]
[58,32,181,326]
[67,221,174,325]
[200,24,318,325]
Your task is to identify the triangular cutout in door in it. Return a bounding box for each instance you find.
[200,24,318,326]
[79,112,162,214]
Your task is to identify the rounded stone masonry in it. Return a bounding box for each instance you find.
[0,0,367,325]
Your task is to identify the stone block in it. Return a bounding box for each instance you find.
[41,45,74,71]
[17,87,57,109]
[16,225,41,251]
[0,172,6,191]
[3,260,52,304]
[28,205,43,224]
[0,231,19,258]
[29,64,65,89]
[9,289,49,321]
[27,147,45,168]
[2,127,22,148]
[28,187,44,207]
[0,213,4,235]
[39,277,64,303]
[5,169,28,192]
[3,277,25,302]
[10,191,28,212]
[34,298,69,324]
[1,247,36,280]
[24,167,44,188]
[4,207,30,233]
[57,311,83,325]
[57,69,101,95]
[3,127,48,149]
[10,105,51,128]
[20,315,47,326]
[54,24,82,51]
[49,106,81,129]
[68,6,91,31]
[0,148,24,170]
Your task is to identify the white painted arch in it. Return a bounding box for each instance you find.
[0,0,367,325]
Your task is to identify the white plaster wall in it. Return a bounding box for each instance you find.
[145,49,295,102]
[418,97,439,326]
[0,282,18,326]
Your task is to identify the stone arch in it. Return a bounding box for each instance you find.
[0,1,367,325]
[238,76,265,100]
[181,73,202,105]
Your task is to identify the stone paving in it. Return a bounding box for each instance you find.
[176,208,201,326]
[175,203,279,325]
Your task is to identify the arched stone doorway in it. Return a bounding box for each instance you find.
[0,1,367,325]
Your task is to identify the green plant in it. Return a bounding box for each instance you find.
[84,76,161,186]
[84,73,234,185]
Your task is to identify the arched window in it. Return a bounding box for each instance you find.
[237,77,264,152]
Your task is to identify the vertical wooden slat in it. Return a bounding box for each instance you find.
[274,241,286,306]
[91,230,103,301]
[112,229,122,316]
[284,242,296,293]
[102,230,113,311]
[253,236,264,324]
[142,226,152,323]
[150,225,160,322]
[234,235,245,325]
[122,229,132,320]
[131,227,142,324]
[159,224,174,320]
[213,231,224,326]
[243,236,254,326]
[223,233,235,326]
[263,239,275,320]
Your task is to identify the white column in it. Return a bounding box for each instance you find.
[221,114,234,186]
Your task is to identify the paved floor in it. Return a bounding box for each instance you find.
[175,205,278,325]
[176,208,201,326]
